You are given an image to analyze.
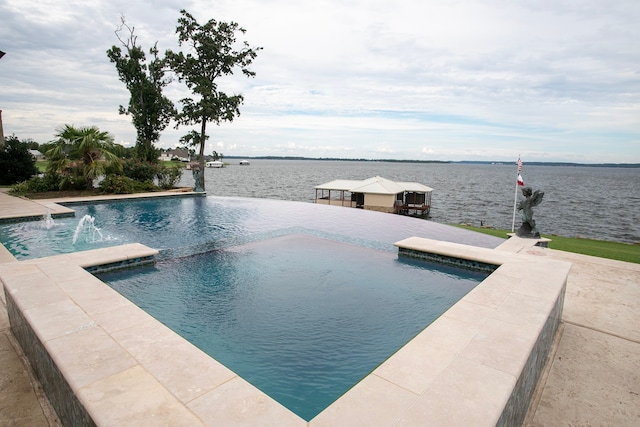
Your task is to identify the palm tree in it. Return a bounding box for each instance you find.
[46,125,122,190]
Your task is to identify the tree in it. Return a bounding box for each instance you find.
[0,135,38,185]
[38,141,56,155]
[23,138,40,150]
[166,9,261,190]
[45,125,122,190]
[107,17,175,162]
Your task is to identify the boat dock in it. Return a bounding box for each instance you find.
[315,176,433,217]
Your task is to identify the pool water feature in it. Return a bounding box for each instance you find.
[42,209,56,230]
[97,234,487,420]
[72,214,104,245]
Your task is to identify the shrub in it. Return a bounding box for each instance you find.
[136,180,156,192]
[9,173,62,194]
[98,175,136,194]
[156,165,183,189]
[122,159,159,182]
[99,175,155,194]
[59,174,88,191]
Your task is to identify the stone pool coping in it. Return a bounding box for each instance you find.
[0,237,570,426]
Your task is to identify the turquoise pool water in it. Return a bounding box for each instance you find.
[0,195,503,260]
[0,195,498,420]
[98,234,486,420]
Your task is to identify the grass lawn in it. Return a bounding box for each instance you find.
[160,160,186,169]
[35,160,47,173]
[452,225,640,264]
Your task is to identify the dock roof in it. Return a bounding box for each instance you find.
[315,176,433,195]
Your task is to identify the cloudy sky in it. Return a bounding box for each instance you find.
[1,0,639,163]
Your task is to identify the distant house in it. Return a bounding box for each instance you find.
[315,176,433,217]
[159,148,190,162]
[28,149,44,160]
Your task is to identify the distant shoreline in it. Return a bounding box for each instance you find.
[222,156,640,168]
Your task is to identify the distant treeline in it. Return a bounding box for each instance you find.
[223,156,639,168]
[224,156,450,163]
[455,161,640,168]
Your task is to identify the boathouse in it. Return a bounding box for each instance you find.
[315,176,433,216]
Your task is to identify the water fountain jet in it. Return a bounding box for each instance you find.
[72,215,104,245]
[41,209,55,230]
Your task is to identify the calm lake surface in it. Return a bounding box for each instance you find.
[179,160,640,244]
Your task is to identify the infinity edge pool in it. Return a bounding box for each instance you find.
[0,236,570,426]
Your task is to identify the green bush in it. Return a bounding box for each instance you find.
[98,175,136,194]
[156,165,183,189]
[99,175,155,194]
[47,162,90,191]
[136,180,156,192]
[122,159,159,182]
[9,173,62,194]
[59,174,88,191]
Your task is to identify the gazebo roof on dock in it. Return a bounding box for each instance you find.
[315,176,433,195]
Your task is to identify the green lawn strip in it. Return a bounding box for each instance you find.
[161,160,186,169]
[36,160,48,173]
[451,224,640,264]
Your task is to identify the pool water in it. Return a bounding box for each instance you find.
[0,196,499,420]
[0,196,502,261]
[98,234,486,420]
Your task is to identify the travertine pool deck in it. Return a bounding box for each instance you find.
[1,191,638,426]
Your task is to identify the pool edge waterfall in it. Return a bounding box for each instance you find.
[1,237,570,426]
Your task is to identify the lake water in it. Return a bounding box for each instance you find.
[180,160,640,244]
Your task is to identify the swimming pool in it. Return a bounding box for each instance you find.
[97,233,486,420]
[0,195,570,425]
[0,196,503,261]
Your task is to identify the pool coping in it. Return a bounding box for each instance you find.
[0,237,570,426]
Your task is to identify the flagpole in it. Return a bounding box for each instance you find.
[511,156,522,232]
[511,177,519,232]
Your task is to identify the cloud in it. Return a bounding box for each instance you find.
[0,0,639,162]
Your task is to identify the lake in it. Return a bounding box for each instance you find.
[179,160,640,244]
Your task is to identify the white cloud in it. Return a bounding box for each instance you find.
[0,0,639,162]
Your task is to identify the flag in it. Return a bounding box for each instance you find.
[517,158,523,172]
[517,174,524,186]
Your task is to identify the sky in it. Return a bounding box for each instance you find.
[1,0,639,163]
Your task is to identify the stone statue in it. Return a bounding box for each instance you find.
[192,166,204,192]
[516,187,544,238]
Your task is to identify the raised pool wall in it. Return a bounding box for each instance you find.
[0,237,570,426]
[396,238,566,426]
